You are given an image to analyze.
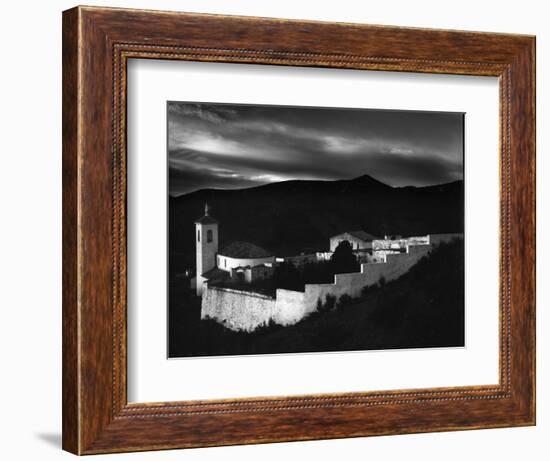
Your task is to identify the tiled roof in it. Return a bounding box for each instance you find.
[201,267,229,281]
[219,241,272,259]
[331,230,378,242]
[349,230,378,241]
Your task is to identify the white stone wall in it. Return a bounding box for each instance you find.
[201,286,309,332]
[302,244,432,312]
[200,240,446,332]
[273,289,307,325]
[201,285,277,332]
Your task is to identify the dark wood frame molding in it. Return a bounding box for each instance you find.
[62,5,536,455]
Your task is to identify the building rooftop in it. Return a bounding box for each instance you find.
[201,267,229,281]
[331,230,379,242]
[219,241,272,259]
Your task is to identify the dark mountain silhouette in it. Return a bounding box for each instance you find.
[169,174,463,273]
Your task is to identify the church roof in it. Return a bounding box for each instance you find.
[201,267,229,281]
[331,230,378,242]
[195,215,219,225]
[219,241,272,259]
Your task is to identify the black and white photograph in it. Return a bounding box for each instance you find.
[2,0,543,458]
[168,102,465,358]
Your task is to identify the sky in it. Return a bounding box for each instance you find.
[168,102,464,196]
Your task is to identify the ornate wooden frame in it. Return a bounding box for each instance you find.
[62,5,536,455]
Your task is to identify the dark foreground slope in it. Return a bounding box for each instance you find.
[169,239,464,357]
[169,175,464,272]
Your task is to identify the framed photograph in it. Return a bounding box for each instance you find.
[167,101,466,358]
[62,6,535,455]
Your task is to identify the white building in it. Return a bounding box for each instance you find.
[201,232,464,331]
[372,235,430,259]
[195,205,275,295]
[217,241,275,273]
[329,230,378,251]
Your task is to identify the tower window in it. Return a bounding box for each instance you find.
[197,229,200,242]
[207,229,213,243]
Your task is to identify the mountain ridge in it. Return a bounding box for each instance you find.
[171,174,462,198]
[169,175,464,273]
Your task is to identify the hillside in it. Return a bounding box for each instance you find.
[169,174,463,272]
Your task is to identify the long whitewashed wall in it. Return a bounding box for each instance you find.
[201,286,277,332]
[302,244,432,314]
[201,235,462,332]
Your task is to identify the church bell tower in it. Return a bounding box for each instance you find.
[195,203,219,295]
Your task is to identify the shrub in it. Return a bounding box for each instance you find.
[326,294,337,311]
[337,294,354,309]
[317,293,337,312]
[361,283,376,298]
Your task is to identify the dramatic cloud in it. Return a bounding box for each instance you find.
[167,102,464,196]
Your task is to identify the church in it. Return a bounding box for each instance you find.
[194,204,275,295]
[193,204,462,331]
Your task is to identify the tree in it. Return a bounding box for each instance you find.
[320,294,336,312]
[273,261,304,291]
[331,240,359,274]
[337,294,354,310]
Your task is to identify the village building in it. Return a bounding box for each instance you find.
[217,241,274,273]
[372,235,429,259]
[194,204,274,295]
[217,241,275,284]
[194,203,463,331]
[329,230,378,251]
[329,230,381,263]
